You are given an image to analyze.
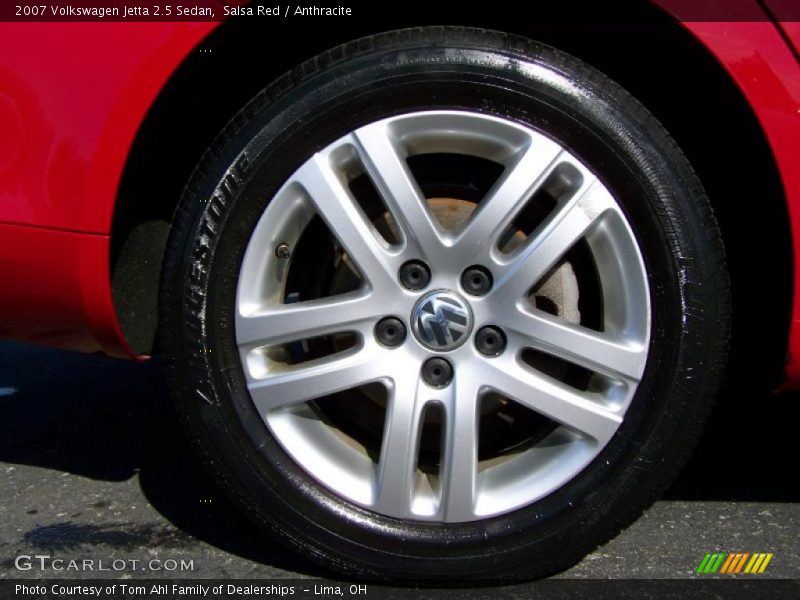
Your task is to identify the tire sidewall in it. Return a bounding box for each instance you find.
[163,31,726,580]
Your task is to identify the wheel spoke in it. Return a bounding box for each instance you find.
[374,374,428,516]
[248,350,383,414]
[453,137,563,265]
[236,292,379,348]
[492,181,615,302]
[506,307,647,382]
[483,357,622,444]
[440,372,480,520]
[353,123,445,262]
[295,155,398,291]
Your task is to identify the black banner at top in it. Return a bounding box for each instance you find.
[2,0,800,23]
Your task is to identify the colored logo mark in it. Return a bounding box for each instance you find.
[696,552,773,574]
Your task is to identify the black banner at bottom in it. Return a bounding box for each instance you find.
[4,579,800,600]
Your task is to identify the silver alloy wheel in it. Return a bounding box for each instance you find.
[235,110,651,522]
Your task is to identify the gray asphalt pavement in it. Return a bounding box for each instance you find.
[0,340,798,583]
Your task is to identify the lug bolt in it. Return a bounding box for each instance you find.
[461,265,493,296]
[399,260,431,290]
[475,326,506,357]
[421,357,454,388]
[375,317,406,348]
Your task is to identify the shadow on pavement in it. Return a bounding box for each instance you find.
[0,341,325,576]
[664,381,800,502]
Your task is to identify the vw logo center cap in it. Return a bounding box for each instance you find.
[411,290,473,351]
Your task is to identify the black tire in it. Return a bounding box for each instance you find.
[160,27,729,582]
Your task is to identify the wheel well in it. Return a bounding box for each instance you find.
[111,6,792,389]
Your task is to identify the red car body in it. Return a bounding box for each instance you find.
[1,2,800,382]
